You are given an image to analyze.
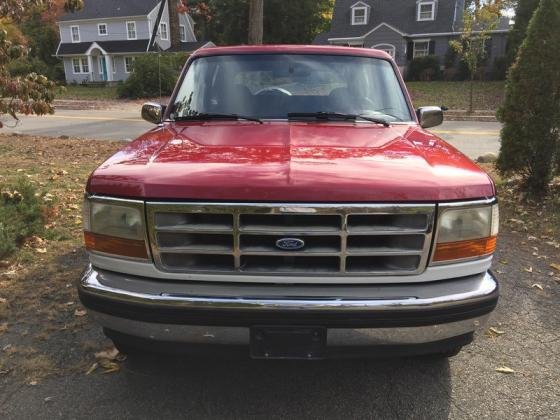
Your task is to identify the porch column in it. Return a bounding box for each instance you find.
[87,54,93,82]
[106,54,113,82]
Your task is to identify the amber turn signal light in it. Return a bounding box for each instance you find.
[84,231,148,259]
[432,236,497,263]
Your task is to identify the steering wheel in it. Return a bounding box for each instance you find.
[256,87,293,96]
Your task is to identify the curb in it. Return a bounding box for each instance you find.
[444,110,498,122]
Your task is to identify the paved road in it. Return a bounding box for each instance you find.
[2,230,559,419]
[2,109,501,159]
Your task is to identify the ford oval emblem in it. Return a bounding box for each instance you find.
[276,238,305,251]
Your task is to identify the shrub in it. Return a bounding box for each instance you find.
[491,56,508,81]
[406,55,442,81]
[117,54,183,99]
[497,0,560,194]
[8,57,65,82]
[0,179,45,259]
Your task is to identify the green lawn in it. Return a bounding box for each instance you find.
[55,85,119,100]
[55,81,505,111]
[406,81,505,111]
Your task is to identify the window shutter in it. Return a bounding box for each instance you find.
[429,40,436,55]
[407,41,414,60]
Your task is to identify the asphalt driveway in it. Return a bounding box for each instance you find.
[1,228,559,419]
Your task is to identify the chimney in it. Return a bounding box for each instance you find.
[168,0,181,50]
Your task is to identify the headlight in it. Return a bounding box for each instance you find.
[432,203,498,264]
[83,196,148,259]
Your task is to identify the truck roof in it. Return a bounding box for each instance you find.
[192,44,393,60]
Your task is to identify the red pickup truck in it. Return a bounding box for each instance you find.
[79,45,499,359]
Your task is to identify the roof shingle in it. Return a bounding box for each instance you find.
[59,0,160,22]
[57,40,151,55]
[326,0,465,39]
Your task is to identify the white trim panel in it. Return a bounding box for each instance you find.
[88,252,493,285]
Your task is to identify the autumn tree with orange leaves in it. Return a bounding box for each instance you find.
[0,0,82,127]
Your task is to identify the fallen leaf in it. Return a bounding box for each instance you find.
[531,284,544,291]
[95,347,119,361]
[551,263,560,272]
[488,327,505,336]
[74,309,87,317]
[35,248,47,254]
[524,266,533,273]
[495,367,515,374]
[29,381,38,386]
[23,236,45,249]
[44,396,55,403]
[85,362,98,375]
[99,359,120,374]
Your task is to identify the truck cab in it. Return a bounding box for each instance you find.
[79,45,499,359]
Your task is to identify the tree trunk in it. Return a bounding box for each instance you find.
[168,0,181,50]
[469,74,474,115]
[248,0,264,45]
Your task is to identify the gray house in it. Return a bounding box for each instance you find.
[314,0,511,76]
[55,0,212,83]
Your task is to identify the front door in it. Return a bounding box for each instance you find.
[100,56,108,81]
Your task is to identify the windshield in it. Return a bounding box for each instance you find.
[172,54,413,122]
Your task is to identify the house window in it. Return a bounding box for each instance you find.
[126,21,137,40]
[179,25,186,42]
[72,58,81,73]
[72,57,89,74]
[70,25,80,43]
[125,56,135,73]
[413,40,431,58]
[351,6,368,25]
[417,1,436,21]
[373,44,396,59]
[160,22,169,40]
[81,57,89,73]
[98,23,108,36]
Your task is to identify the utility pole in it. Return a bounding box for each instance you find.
[248,0,264,44]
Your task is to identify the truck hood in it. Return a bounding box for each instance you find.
[87,121,494,202]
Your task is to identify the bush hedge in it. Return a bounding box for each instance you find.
[406,55,442,81]
[0,179,45,259]
[497,0,560,194]
[117,53,188,99]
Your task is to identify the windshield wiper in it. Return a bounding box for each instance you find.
[288,112,390,127]
[175,113,263,124]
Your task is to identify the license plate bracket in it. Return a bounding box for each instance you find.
[250,326,326,360]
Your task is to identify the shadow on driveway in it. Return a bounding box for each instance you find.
[101,354,451,418]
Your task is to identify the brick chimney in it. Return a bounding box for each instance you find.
[168,0,181,50]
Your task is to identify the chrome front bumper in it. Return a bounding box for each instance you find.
[78,266,498,352]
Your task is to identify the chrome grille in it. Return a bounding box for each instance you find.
[147,203,435,276]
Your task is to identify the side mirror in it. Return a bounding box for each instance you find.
[141,102,165,125]
[416,106,444,129]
